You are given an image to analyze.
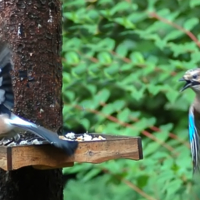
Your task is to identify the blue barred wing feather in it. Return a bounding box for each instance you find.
[189,106,200,172]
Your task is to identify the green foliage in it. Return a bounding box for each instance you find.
[62,0,200,199]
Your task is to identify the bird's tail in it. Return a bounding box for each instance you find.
[10,115,78,155]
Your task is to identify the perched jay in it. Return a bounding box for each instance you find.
[0,42,78,155]
[180,68,200,172]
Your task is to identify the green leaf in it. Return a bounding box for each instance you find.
[130,51,144,63]
[130,86,146,101]
[86,84,97,96]
[97,38,115,51]
[110,2,132,15]
[81,168,102,182]
[64,91,75,102]
[166,179,182,197]
[184,18,199,30]
[72,63,87,75]
[164,30,184,42]
[63,38,81,51]
[117,108,130,122]
[190,0,200,8]
[101,103,114,115]
[98,52,112,65]
[114,17,135,29]
[144,142,160,156]
[80,118,90,130]
[116,43,128,57]
[96,88,110,103]
[104,64,119,75]
[164,85,179,103]
[65,51,80,65]
[113,100,125,111]
[147,85,162,95]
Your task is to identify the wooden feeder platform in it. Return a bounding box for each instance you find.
[0,134,143,171]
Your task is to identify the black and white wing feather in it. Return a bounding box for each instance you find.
[0,42,14,114]
[0,42,78,155]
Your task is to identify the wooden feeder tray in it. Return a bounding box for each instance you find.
[0,133,143,171]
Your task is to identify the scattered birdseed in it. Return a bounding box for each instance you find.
[0,132,107,147]
[92,137,100,141]
[59,135,73,141]
[19,141,28,145]
[98,136,106,140]
[32,139,43,145]
[61,132,106,142]
[83,133,92,141]
[65,132,76,139]
[76,136,84,141]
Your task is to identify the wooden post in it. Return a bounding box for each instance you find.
[0,1,64,199]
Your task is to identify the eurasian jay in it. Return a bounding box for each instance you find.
[0,42,78,155]
[180,68,200,172]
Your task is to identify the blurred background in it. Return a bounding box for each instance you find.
[61,0,200,199]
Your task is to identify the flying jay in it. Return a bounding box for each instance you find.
[0,42,78,155]
[180,68,200,172]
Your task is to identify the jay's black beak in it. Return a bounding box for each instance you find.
[179,77,192,92]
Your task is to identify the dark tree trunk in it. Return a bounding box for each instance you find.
[0,1,63,200]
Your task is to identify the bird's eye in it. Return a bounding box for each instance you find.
[193,75,198,79]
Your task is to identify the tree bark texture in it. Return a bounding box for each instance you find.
[0,0,62,128]
[0,1,63,200]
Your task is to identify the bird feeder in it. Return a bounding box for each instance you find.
[0,133,143,171]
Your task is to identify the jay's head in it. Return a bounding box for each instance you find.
[180,68,200,92]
